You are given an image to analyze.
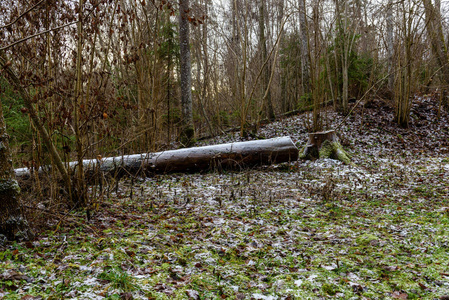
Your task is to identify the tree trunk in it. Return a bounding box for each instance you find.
[72,0,87,207]
[423,0,449,85]
[0,51,72,202]
[395,0,413,128]
[386,0,394,90]
[341,0,349,114]
[298,0,310,95]
[0,99,32,242]
[16,137,299,179]
[342,49,349,113]
[179,0,195,146]
[259,0,275,121]
[310,2,322,132]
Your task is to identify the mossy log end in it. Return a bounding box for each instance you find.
[0,141,33,242]
[0,179,30,242]
[300,130,354,165]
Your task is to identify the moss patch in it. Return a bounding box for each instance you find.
[318,140,353,165]
[356,233,379,246]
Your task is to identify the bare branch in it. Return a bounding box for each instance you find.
[0,0,47,30]
[0,21,78,51]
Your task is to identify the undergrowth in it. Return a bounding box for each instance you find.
[1,97,448,299]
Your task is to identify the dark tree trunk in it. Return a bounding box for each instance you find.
[179,0,195,146]
[0,51,72,203]
[423,0,449,87]
[298,0,310,95]
[0,100,32,242]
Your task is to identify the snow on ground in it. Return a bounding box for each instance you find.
[1,97,449,299]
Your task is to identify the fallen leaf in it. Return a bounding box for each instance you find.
[383,265,399,271]
[185,289,199,299]
[0,270,33,283]
[392,291,408,299]
[120,292,133,300]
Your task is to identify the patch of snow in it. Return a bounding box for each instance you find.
[347,273,361,281]
[71,291,104,300]
[323,263,338,271]
[204,257,216,265]
[230,285,239,291]
[72,276,99,287]
[251,293,278,300]
[307,274,318,281]
[294,279,303,286]
[247,260,256,266]
[79,265,92,271]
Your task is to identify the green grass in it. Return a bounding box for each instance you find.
[1,152,449,299]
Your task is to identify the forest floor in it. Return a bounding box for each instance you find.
[1,95,449,299]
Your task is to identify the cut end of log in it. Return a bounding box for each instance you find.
[300,130,354,165]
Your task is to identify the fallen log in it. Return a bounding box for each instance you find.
[15,136,299,180]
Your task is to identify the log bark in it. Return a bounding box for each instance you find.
[15,137,299,180]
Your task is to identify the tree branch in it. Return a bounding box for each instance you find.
[0,21,78,51]
[0,0,46,30]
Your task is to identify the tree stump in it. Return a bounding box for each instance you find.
[300,130,353,165]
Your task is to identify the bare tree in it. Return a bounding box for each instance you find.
[386,0,394,90]
[335,0,359,114]
[394,0,422,127]
[179,0,195,146]
[423,0,449,88]
[298,0,310,96]
[259,0,275,120]
[73,0,87,207]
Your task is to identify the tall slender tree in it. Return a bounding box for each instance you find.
[298,0,310,96]
[73,0,86,207]
[423,0,449,85]
[179,0,195,146]
[386,0,394,90]
[259,0,275,120]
